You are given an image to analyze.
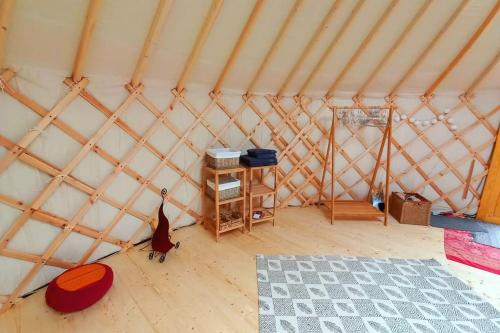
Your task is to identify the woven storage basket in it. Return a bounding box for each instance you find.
[217,211,243,231]
[206,148,241,169]
[389,192,431,225]
[206,185,240,201]
[206,154,239,169]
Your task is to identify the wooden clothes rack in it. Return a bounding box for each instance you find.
[318,105,395,225]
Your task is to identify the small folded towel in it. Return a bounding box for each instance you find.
[247,148,277,159]
[240,155,277,167]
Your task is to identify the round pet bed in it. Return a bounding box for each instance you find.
[45,263,113,313]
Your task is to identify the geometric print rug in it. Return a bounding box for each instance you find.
[256,255,500,333]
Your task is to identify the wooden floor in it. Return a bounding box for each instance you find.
[1,207,499,332]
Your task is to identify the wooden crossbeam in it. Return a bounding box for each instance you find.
[0,84,150,223]
[0,86,142,251]
[44,91,184,270]
[161,93,254,225]
[72,0,102,82]
[279,0,342,97]
[421,97,487,166]
[282,97,374,202]
[326,0,399,98]
[312,99,401,202]
[0,193,124,247]
[356,0,432,97]
[424,1,500,97]
[0,86,144,311]
[244,97,311,203]
[266,97,327,190]
[73,82,198,193]
[0,75,89,174]
[354,98,458,210]
[297,0,363,96]
[176,0,223,92]
[0,248,74,270]
[246,0,303,94]
[130,0,173,88]
[389,0,468,97]
[386,106,496,200]
[76,90,219,264]
[0,0,14,69]
[212,0,264,94]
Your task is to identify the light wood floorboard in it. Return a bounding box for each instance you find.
[0,207,499,332]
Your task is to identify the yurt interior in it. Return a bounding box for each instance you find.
[0,0,499,332]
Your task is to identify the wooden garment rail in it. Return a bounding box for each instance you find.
[318,105,394,225]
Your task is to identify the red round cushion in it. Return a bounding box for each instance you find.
[45,263,113,313]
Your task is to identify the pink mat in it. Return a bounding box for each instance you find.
[444,229,500,275]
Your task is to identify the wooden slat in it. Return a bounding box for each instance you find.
[0,85,143,251]
[424,1,499,97]
[389,0,468,97]
[176,0,223,92]
[76,92,218,264]
[0,85,145,311]
[0,79,150,222]
[0,77,89,174]
[0,0,14,69]
[296,0,362,96]
[72,0,102,82]
[281,0,344,97]
[0,193,124,247]
[465,51,500,97]
[130,0,173,87]
[356,0,432,97]
[246,0,303,94]
[326,0,398,98]
[212,0,264,94]
[0,248,74,270]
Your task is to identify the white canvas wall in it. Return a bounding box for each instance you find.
[1,66,498,296]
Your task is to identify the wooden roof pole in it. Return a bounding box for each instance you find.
[212,0,264,94]
[424,1,500,97]
[388,0,469,98]
[0,0,14,70]
[464,51,499,97]
[325,0,398,99]
[246,0,304,94]
[72,0,102,82]
[356,0,432,97]
[296,0,363,97]
[176,0,223,93]
[130,0,173,88]
[280,0,344,97]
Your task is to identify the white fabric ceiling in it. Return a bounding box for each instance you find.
[4,0,500,96]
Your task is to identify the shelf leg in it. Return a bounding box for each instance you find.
[215,173,220,242]
[273,165,277,226]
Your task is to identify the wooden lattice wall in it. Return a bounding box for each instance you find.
[0,0,499,313]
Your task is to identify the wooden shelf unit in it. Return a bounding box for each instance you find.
[202,165,247,241]
[246,165,277,231]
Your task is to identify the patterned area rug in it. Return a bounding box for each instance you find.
[256,255,500,333]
